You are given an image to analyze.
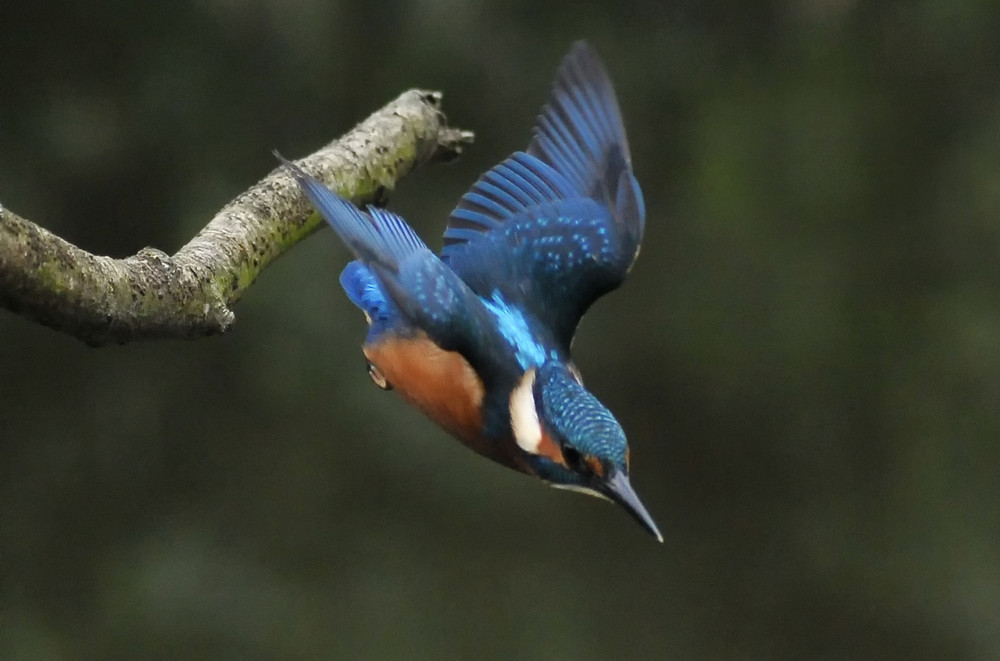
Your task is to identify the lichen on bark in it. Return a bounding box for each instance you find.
[0,89,474,346]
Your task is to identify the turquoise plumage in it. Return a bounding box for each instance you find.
[282,42,660,541]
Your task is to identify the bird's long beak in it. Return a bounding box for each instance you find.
[602,469,663,543]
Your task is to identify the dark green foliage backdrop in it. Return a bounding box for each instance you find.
[2,2,999,659]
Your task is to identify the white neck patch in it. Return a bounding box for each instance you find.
[510,368,542,454]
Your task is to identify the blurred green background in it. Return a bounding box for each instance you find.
[2,1,1000,659]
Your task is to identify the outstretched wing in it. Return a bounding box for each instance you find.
[440,41,645,350]
[281,158,516,385]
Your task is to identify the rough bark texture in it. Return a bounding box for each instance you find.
[0,89,473,346]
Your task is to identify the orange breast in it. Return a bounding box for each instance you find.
[365,333,520,467]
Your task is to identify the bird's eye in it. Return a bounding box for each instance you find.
[562,446,584,471]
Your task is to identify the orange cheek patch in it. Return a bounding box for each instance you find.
[364,333,485,444]
[534,429,567,467]
[585,455,605,478]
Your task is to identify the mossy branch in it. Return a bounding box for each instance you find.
[0,89,474,346]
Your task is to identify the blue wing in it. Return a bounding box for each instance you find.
[280,157,518,385]
[440,41,646,350]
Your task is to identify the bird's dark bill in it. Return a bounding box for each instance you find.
[602,470,663,543]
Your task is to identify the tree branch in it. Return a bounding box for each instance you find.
[0,89,474,346]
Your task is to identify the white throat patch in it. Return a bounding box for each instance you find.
[550,483,612,502]
[509,368,542,454]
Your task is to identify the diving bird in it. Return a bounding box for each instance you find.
[281,41,661,541]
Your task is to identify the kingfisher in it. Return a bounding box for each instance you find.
[281,42,661,541]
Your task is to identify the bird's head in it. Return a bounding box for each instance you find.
[509,361,662,541]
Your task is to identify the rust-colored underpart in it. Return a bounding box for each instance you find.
[363,332,534,469]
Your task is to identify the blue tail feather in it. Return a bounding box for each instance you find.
[278,155,428,269]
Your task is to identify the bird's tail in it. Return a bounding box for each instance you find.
[277,153,428,271]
